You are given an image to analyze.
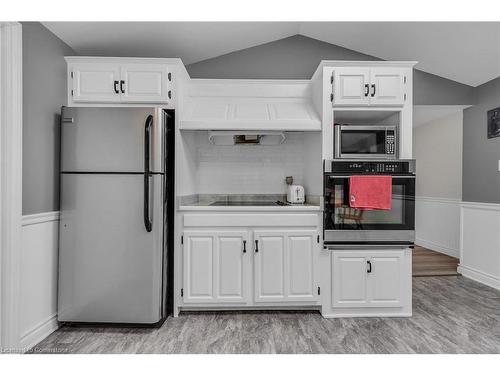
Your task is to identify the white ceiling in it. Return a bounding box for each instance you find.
[43,22,500,86]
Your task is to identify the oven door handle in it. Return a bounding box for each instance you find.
[327,175,415,179]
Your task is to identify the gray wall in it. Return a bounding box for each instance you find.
[22,22,75,215]
[187,35,474,106]
[413,111,463,199]
[463,76,500,204]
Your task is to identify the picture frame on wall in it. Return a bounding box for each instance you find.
[487,107,500,139]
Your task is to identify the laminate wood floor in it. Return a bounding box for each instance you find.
[33,276,500,354]
[413,246,460,276]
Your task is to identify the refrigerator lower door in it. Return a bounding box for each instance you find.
[58,173,164,324]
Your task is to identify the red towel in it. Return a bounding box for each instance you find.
[349,175,392,210]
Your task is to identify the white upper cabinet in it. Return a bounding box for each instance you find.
[333,68,371,106]
[369,68,406,106]
[332,67,407,107]
[67,58,174,105]
[72,63,121,103]
[120,64,170,103]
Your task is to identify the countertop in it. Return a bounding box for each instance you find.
[178,194,321,212]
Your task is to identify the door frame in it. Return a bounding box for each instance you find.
[0,22,23,351]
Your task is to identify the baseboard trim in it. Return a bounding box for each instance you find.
[415,238,459,258]
[19,314,59,351]
[22,211,60,226]
[458,265,500,291]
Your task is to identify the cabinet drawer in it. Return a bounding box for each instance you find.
[183,213,319,228]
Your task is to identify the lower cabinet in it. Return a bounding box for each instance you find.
[332,250,406,308]
[254,230,318,303]
[182,228,320,306]
[183,230,250,304]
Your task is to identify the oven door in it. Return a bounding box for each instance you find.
[335,126,396,159]
[324,174,415,243]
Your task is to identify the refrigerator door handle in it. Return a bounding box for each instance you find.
[144,115,153,232]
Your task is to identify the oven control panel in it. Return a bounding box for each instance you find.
[326,160,415,174]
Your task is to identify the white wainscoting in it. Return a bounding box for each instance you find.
[415,196,461,258]
[20,211,60,350]
[459,202,500,290]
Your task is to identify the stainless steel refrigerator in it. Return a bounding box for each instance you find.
[58,107,174,325]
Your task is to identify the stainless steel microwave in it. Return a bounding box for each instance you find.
[334,124,398,159]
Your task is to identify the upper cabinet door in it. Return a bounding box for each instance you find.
[72,63,121,103]
[120,64,170,103]
[369,68,406,106]
[333,68,370,106]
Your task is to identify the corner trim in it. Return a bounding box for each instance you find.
[22,211,60,226]
[458,265,500,291]
[0,22,23,350]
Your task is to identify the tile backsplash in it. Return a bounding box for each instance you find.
[194,132,308,194]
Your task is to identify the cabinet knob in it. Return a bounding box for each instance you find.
[367,260,372,273]
[243,240,246,253]
[255,240,259,253]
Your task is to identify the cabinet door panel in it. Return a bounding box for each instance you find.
[120,64,169,103]
[287,234,315,300]
[183,233,214,303]
[370,68,405,106]
[72,64,121,103]
[333,68,370,106]
[368,252,404,307]
[332,253,369,307]
[215,232,249,303]
[254,232,286,302]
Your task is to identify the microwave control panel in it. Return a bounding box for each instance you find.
[385,130,396,155]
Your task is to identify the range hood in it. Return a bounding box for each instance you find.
[208,131,286,146]
[180,80,321,131]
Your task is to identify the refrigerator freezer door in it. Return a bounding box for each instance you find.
[60,107,165,173]
[58,173,164,323]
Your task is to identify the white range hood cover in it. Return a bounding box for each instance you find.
[180,80,321,131]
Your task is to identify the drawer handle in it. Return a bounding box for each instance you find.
[364,83,369,97]
[243,240,246,253]
[120,80,125,94]
[255,240,259,253]
[367,260,372,273]
[113,80,119,94]
[371,84,376,97]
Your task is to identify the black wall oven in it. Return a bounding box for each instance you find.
[323,160,416,245]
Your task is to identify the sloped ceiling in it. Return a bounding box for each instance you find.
[43,22,500,87]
